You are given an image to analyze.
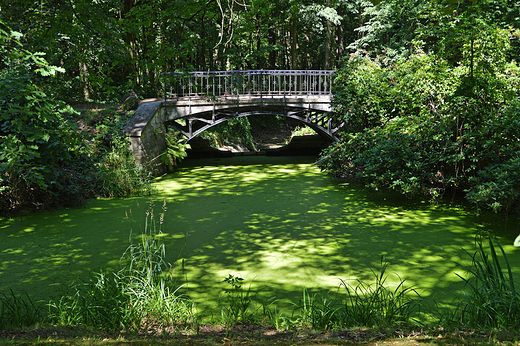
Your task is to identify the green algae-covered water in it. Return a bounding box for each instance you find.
[1,155,519,319]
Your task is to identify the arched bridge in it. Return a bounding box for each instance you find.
[125,70,341,172]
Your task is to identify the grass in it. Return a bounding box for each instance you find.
[46,200,194,333]
[0,290,44,329]
[337,258,421,327]
[0,326,519,345]
[446,234,520,329]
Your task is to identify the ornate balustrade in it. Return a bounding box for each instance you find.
[162,70,335,99]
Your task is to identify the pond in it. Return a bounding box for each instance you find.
[1,155,519,320]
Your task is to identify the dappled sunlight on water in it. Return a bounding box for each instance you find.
[1,155,519,319]
[149,156,520,316]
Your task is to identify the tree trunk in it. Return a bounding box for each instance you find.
[324,0,332,69]
[256,13,262,69]
[290,14,298,69]
[268,23,276,69]
[79,60,90,100]
[122,0,137,83]
[336,4,344,67]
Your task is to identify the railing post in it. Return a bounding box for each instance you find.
[236,70,239,106]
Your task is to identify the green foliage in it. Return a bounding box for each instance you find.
[49,271,129,331]
[219,275,260,328]
[5,229,520,334]
[96,139,152,198]
[2,0,519,100]
[292,125,316,137]
[298,259,420,330]
[201,117,256,151]
[217,263,419,332]
[322,23,520,210]
[323,53,458,197]
[349,0,432,61]
[219,117,256,150]
[73,105,153,199]
[118,200,194,331]
[299,289,343,330]
[48,201,194,332]
[418,0,520,65]
[338,260,420,327]
[0,22,87,212]
[447,235,520,329]
[0,290,44,329]
[161,132,191,171]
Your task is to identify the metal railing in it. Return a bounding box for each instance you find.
[162,70,335,100]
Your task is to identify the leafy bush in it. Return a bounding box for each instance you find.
[322,54,458,199]
[0,23,154,213]
[96,139,152,198]
[201,117,256,151]
[0,22,88,213]
[322,28,520,211]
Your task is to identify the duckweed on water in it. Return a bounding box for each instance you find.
[1,156,519,325]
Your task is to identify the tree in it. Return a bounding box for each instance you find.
[1,0,370,101]
[321,7,520,211]
[0,21,84,211]
[348,0,433,61]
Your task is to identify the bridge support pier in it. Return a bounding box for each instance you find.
[125,100,168,174]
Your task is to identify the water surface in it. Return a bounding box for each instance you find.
[1,155,519,319]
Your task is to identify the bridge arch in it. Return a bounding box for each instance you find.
[163,104,340,143]
[125,70,342,173]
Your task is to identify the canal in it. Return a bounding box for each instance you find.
[1,155,519,320]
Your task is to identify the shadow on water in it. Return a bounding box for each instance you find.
[1,155,519,320]
[154,155,520,318]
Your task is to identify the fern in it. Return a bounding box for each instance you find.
[161,132,191,171]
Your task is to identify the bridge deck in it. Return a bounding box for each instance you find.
[163,94,332,118]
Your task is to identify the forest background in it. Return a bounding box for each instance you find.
[1,0,520,214]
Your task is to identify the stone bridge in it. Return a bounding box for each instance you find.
[124,70,341,172]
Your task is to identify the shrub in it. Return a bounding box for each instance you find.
[322,42,520,211]
[96,138,152,198]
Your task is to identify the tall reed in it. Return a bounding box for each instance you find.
[296,259,421,330]
[48,200,194,333]
[339,259,420,327]
[0,290,44,328]
[448,234,520,329]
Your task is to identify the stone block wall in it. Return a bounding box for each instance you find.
[125,101,167,175]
